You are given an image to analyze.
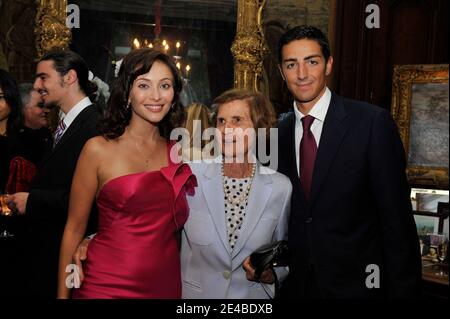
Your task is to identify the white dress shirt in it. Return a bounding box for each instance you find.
[58,97,92,138]
[294,87,331,176]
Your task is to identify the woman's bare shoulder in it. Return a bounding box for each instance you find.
[82,136,118,159]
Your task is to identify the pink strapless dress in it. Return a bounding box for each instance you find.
[72,150,196,299]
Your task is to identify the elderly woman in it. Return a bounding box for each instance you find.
[182,102,212,162]
[181,89,291,299]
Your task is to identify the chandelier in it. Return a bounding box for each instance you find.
[131,0,191,78]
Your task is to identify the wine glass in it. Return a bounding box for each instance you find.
[0,194,14,239]
[435,235,448,276]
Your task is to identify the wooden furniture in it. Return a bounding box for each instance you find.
[422,260,448,299]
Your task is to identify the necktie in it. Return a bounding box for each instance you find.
[53,119,66,147]
[300,115,317,201]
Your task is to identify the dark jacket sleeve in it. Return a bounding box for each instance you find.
[24,106,101,226]
[368,109,422,298]
[25,189,69,225]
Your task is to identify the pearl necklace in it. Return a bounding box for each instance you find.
[221,162,256,206]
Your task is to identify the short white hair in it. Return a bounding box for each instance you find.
[18,83,34,110]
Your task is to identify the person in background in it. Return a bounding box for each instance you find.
[182,102,211,162]
[0,69,21,192]
[9,83,52,166]
[0,69,23,297]
[6,50,101,298]
[2,84,52,288]
[19,83,49,129]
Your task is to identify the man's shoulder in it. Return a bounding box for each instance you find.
[82,103,103,121]
[77,104,102,133]
[336,94,388,119]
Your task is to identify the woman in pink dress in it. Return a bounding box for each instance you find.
[57,48,196,299]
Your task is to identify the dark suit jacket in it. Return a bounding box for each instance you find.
[21,104,101,298]
[0,128,52,297]
[9,126,53,166]
[278,93,421,298]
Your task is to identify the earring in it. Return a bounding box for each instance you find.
[127,101,131,109]
[171,103,175,110]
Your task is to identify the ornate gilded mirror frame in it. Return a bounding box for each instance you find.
[35,0,268,92]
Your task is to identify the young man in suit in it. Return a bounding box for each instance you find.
[276,25,421,298]
[7,50,101,298]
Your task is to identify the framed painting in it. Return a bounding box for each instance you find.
[410,188,449,213]
[414,212,441,237]
[391,64,449,189]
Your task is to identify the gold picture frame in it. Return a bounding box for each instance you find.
[391,64,449,189]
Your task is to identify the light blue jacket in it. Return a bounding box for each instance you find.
[181,161,292,299]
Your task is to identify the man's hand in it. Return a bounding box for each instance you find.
[6,192,29,215]
[242,256,275,284]
[73,237,91,283]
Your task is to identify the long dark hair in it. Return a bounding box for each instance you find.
[0,69,22,136]
[40,50,98,100]
[99,48,185,139]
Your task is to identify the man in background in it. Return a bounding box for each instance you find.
[7,50,101,298]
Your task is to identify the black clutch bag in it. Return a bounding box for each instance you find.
[250,240,289,280]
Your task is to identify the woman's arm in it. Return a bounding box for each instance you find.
[57,138,102,299]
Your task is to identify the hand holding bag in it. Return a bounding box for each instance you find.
[249,240,289,298]
[250,240,289,279]
[6,156,37,194]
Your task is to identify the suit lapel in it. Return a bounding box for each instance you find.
[231,164,272,259]
[310,93,349,206]
[201,163,231,254]
[41,105,94,166]
[286,114,300,187]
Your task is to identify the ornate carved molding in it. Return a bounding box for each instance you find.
[391,64,449,188]
[35,0,71,59]
[232,0,268,92]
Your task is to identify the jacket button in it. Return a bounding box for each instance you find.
[305,217,313,224]
[222,270,231,279]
